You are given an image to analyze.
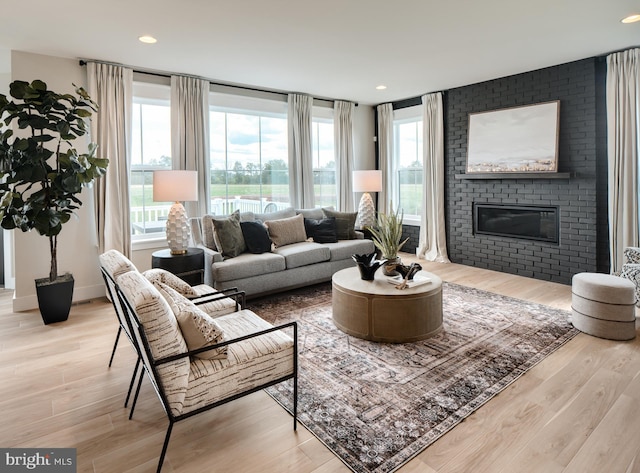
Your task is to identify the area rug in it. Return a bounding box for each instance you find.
[248,282,578,473]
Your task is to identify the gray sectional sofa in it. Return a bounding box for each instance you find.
[190,207,375,298]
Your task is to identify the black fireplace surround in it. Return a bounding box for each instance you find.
[473,203,559,244]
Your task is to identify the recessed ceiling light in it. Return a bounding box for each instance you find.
[621,14,640,23]
[138,35,157,44]
[376,85,387,90]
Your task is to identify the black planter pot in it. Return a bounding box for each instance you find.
[35,274,74,325]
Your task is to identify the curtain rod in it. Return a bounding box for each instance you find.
[78,59,358,106]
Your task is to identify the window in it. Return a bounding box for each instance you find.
[209,94,289,215]
[130,83,172,238]
[209,93,335,214]
[393,106,423,222]
[312,114,336,209]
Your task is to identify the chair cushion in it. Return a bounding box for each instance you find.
[157,283,227,360]
[185,309,294,414]
[620,263,640,306]
[116,272,190,416]
[274,241,330,269]
[213,252,286,282]
[322,208,358,239]
[240,221,272,254]
[143,268,199,297]
[99,249,137,279]
[212,210,247,258]
[265,214,308,248]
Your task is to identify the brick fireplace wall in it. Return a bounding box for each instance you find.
[444,57,608,284]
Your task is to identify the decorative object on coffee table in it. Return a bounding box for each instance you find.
[366,205,409,276]
[153,170,198,255]
[352,170,382,229]
[351,252,386,281]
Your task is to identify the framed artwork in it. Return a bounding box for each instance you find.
[466,100,560,173]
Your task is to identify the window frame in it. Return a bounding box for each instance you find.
[393,105,423,226]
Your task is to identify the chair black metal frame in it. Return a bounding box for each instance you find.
[100,266,247,412]
[113,277,298,473]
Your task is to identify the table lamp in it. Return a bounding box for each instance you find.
[153,170,198,254]
[352,170,382,229]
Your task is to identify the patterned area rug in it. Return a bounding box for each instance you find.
[248,281,578,473]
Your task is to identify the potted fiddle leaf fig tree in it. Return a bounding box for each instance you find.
[0,80,109,324]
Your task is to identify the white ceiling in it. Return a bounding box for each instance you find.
[1,0,638,105]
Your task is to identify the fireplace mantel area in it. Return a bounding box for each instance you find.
[443,57,608,285]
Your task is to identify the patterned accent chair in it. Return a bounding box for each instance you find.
[99,250,246,410]
[620,247,640,307]
[113,270,297,472]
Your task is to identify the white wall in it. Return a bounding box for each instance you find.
[10,51,105,311]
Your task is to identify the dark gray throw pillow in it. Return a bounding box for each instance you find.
[304,217,338,243]
[211,210,246,258]
[240,221,272,254]
[322,208,358,240]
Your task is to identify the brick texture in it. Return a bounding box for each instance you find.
[442,57,608,284]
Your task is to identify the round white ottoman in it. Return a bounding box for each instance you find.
[571,272,637,340]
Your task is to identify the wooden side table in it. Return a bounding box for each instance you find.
[151,248,204,286]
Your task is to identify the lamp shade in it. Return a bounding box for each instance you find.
[352,170,382,193]
[153,170,198,202]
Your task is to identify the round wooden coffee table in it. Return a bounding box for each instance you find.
[332,266,443,343]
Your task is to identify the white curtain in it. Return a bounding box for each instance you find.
[87,62,133,257]
[607,48,640,273]
[288,94,315,208]
[171,75,211,217]
[377,103,394,213]
[335,100,355,211]
[417,93,450,263]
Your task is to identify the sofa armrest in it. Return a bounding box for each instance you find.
[192,244,223,286]
[354,230,365,240]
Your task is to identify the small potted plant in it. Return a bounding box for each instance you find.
[0,80,109,324]
[366,205,409,276]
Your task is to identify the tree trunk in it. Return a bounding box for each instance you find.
[49,235,57,282]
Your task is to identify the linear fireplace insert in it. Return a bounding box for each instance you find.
[473,203,559,244]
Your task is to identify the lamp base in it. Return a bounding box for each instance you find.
[166,202,190,255]
[356,192,376,229]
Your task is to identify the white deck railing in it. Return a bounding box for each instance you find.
[131,198,291,233]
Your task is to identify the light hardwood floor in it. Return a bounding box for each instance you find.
[1,255,639,472]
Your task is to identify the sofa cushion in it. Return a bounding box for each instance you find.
[296,207,325,220]
[304,217,338,243]
[274,241,331,269]
[185,309,294,414]
[324,238,376,261]
[213,252,286,282]
[157,283,227,360]
[322,208,358,239]
[212,210,247,258]
[265,214,308,248]
[202,211,255,250]
[240,221,272,254]
[115,271,190,416]
[254,206,296,223]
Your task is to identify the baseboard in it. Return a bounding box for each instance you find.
[12,283,106,313]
